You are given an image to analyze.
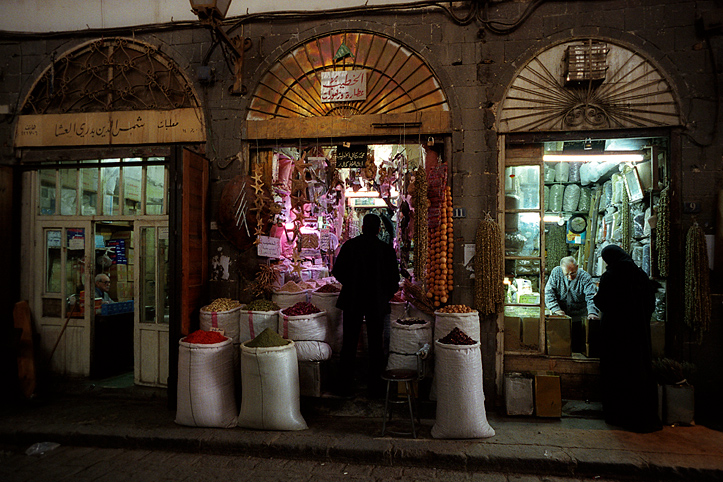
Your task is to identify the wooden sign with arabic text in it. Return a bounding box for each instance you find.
[15,108,205,147]
[320,70,367,103]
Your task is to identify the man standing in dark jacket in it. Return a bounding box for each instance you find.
[332,213,399,398]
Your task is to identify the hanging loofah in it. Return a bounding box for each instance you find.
[684,221,711,344]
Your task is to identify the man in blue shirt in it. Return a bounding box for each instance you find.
[545,256,599,353]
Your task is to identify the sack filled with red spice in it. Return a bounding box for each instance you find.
[183,329,228,344]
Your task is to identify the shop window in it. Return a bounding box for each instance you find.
[60,169,78,215]
[81,168,99,215]
[503,161,544,353]
[503,137,668,358]
[123,165,142,215]
[39,170,57,215]
[37,160,167,217]
[45,229,62,293]
[145,165,166,215]
[138,226,169,324]
[101,163,121,215]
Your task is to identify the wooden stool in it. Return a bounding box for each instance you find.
[380,368,418,438]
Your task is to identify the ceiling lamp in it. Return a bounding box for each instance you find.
[189,0,251,95]
[542,152,644,163]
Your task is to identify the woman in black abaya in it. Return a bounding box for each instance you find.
[594,245,662,433]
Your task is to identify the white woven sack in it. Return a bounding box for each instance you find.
[200,305,241,341]
[431,340,495,439]
[237,341,308,431]
[278,311,328,342]
[272,290,309,309]
[309,291,342,352]
[238,310,279,343]
[386,319,432,371]
[389,301,407,322]
[294,340,332,361]
[434,311,480,342]
[407,304,434,323]
[200,305,242,380]
[176,337,237,428]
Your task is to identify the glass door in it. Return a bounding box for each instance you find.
[134,220,170,387]
[36,221,93,375]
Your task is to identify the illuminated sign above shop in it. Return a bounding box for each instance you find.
[320,70,367,103]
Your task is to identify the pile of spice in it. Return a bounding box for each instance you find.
[244,299,280,311]
[315,284,341,293]
[396,318,426,326]
[438,327,477,345]
[202,298,242,312]
[437,304,475,314]
[246,327,290,347]
[297,281,315,290]
[278,281,303,292]
[183,330,227,344]
[282,301,321,316]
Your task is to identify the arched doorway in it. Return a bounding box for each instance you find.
[15,37,207,388]
[496,38,683,401]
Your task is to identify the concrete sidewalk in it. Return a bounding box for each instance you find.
[1,381,722,481]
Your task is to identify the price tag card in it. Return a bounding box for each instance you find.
[257,235,281,258]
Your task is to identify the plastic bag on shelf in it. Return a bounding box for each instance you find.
[554,162,570,183]
[568,162,581,183]
[562,184,581,212]
[544,163,556,183]
[577,187,591,212]
[549,184,564,212]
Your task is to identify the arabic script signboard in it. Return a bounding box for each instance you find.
[336,145,367,168]
[15,108,205,147]
[320,70,367,103]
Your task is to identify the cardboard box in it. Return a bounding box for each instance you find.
[521,317,540,348]
[546,315,571,357]
[505,373,534,416]
[535,372,562,417]
[584,318,601,358]
[504,316,522,351]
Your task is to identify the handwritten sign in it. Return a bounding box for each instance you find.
[257,235,281,258]
[15,108,205,147]
[320,70,367,103]
[336,145,367,168]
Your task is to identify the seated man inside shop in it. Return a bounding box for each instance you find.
[94,274,114,304]
[544,256,599,352]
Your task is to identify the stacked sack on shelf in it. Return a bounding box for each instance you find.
[278,301,331,362]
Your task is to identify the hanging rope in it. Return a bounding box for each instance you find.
[474,212,504,315]
[684,221,711,344]
[621,185,631,252]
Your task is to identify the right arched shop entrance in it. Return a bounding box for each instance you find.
[497,38,682,402]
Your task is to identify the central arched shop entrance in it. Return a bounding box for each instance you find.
[240,30,453,395]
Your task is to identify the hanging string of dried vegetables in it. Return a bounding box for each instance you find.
[413,167,429,290]
[656,184,670,277]
[474,213,504,315]
[621,185,631,252]
[425,182,454,307]
[684,221,711,343]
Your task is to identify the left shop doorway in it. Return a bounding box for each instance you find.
[29,158,171,387]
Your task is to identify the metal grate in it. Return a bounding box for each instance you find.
[247,31,449,120]
[565,41,609,85]
[20,38,198,115]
